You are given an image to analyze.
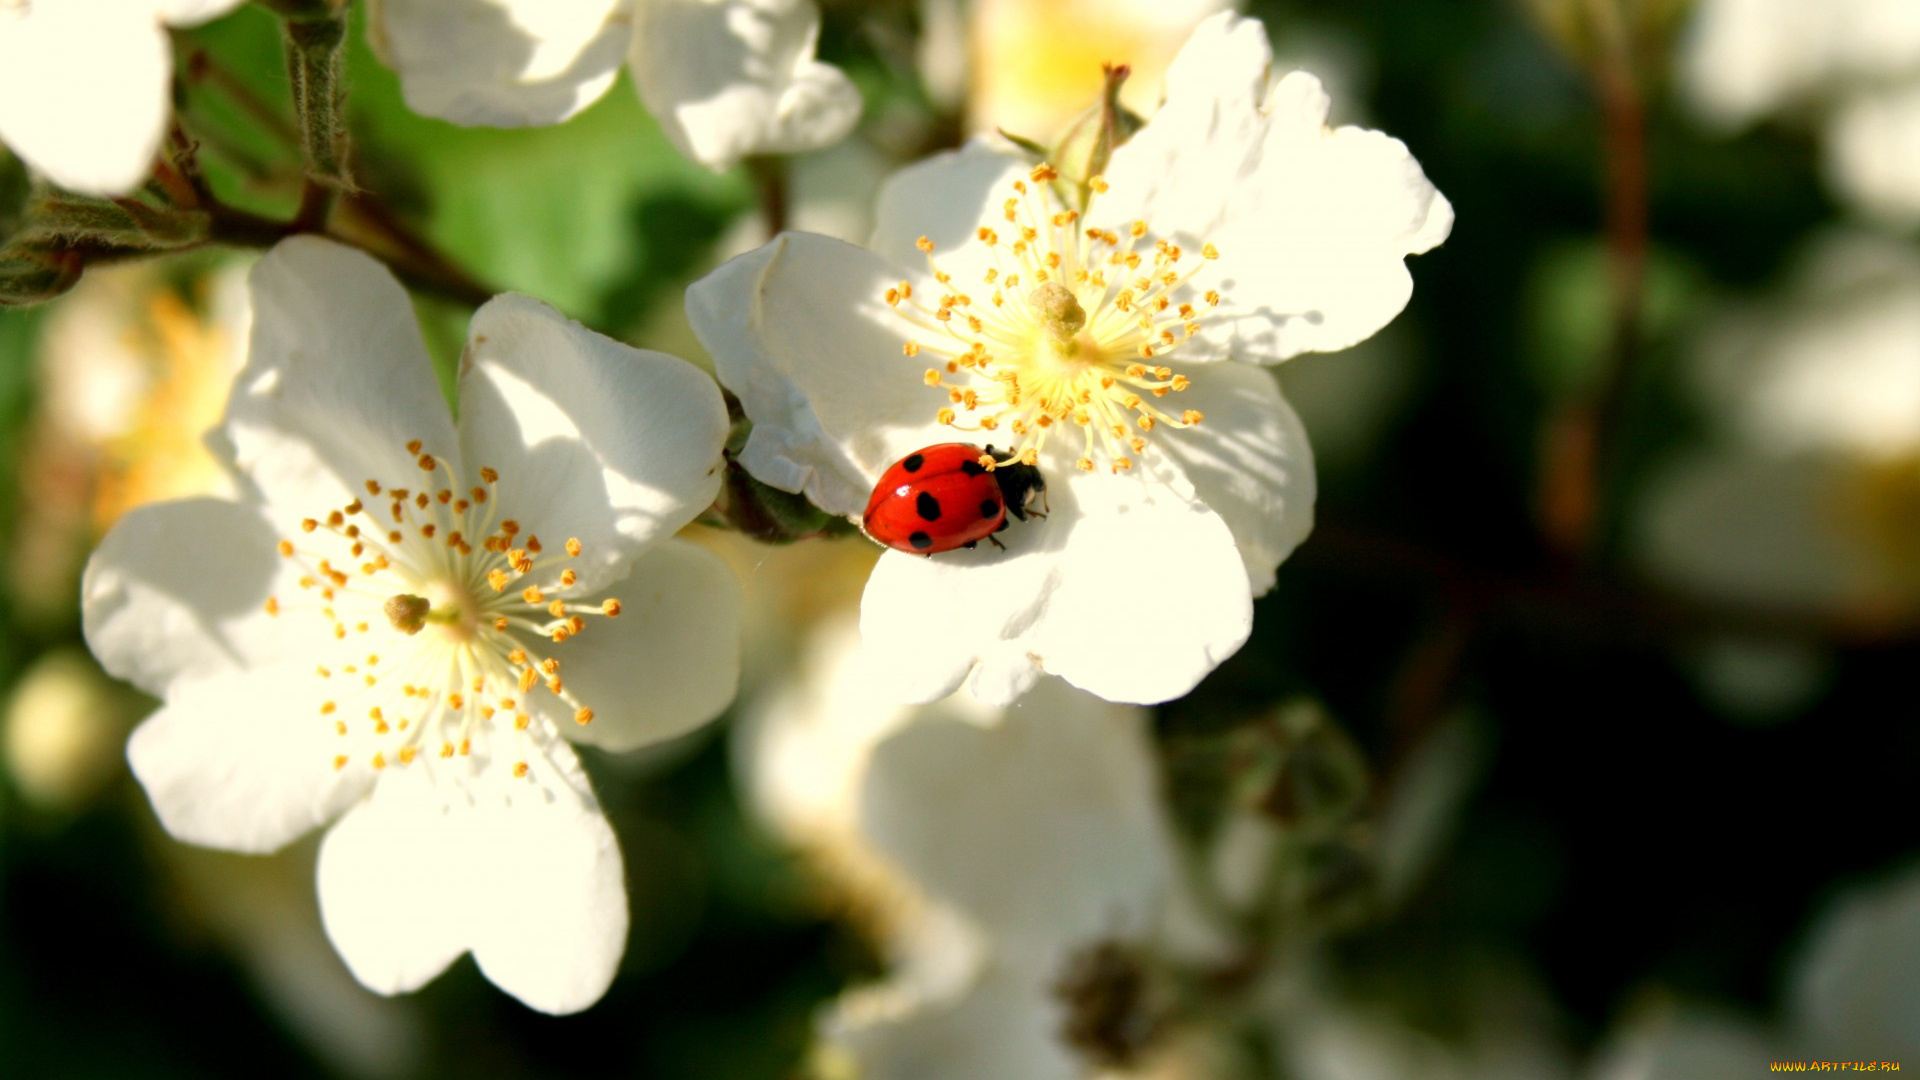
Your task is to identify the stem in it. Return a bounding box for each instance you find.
[292,178,337,233]
[1542,0,1647,562]
[1588,0,1648,518]
[747,155,789,240]
[281,11,354,189]
[335,193,497,307]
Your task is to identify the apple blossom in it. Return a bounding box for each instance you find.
[734,620,1176,1079]
[689,12,1451,705]
[1636,231,1920,616]
[370,0,860,170]
[1682,0,1920,222]
[0,0,245,195]
[82,235,740,1013]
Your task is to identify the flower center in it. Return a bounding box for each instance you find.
[885,164,1219,474]
[264,441,621,781]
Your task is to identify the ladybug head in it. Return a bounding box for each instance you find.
[983,444,1047,522]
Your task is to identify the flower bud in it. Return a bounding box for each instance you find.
[1050,63,1146,207]
[1235,700,1371,836]
[1521,0,1690,76]
[20,191,210,250]
[0,249,83,307]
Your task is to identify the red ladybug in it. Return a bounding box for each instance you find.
[863,443,1047,555]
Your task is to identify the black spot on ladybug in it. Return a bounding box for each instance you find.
[916,492,942,521]
[909,531,933,550]
[960,459,986,476]
[979,498,999,519]
[901,453,925,473]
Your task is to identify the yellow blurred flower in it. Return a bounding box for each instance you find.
[12,259,248,621]
[2,649,128,813]
[960,0,1235,140]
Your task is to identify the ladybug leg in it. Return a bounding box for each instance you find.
[985,533,1005,550]
[963,540,978,550]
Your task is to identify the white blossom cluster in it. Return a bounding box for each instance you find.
[14,0,1454,1058]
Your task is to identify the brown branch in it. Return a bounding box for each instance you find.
[1541,0,1649,562]
[747,155,789,240]
[1303,520,1920,649]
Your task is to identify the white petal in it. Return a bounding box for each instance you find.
[1632,449,1877,612]
[828,961,1080,1080]
[1678,0,1824,129]
[153,0,246,26]
[732,614,978,846]
[82,497,307,699]
[1828,84,1920,227]
[631,0,860,170]
[859,534,1061,706]
[223,237,455,524]
[317,772,476,996]
[1101,15,1452,361]
[544,539,742,753]
[1218,83,1454,360]
[1587,1006,1776,1080]
[687,232,952,515]
[1695,230,1920,459]
[1094,12,1274,238]
[373,0,629,127]
[464,743,628,1015]
[1152,364,1316,594]
[860,477,1254,705]
[869,139,1027,273]
[858,681,1171,948]
[1788,864,1920,1056]
[317,741,627,1014]
[0,0,169,195]
[456,293,727,593]
[1028,493,1254,704]
[128,661,375,854]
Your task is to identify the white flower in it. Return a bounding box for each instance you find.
[370,0,861,170]
[1787,861,1920,1059]
[1635,231,1920,617]
[732,615,1177,1078]
[0,0,245,194]
[1681,0,1920,222]
[81,236,740,1013]
[689,12,1450,705]
[826,679,1175,1080]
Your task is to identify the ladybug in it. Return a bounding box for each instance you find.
[863,443,1046,555]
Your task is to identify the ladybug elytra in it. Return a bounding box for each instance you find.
[862,443,1046,555]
